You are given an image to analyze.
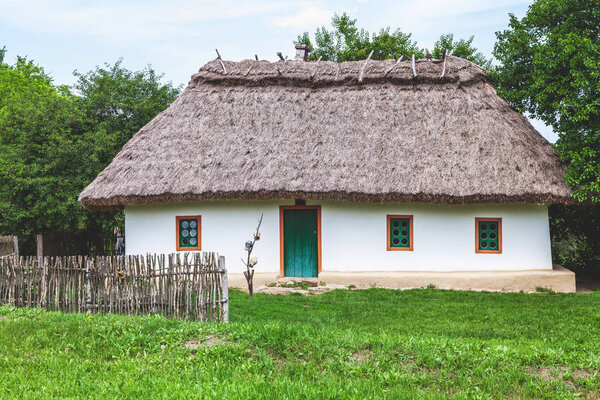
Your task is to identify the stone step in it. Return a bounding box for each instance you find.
[276,277,319,287]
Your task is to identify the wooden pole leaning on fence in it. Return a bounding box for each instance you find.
[219,255,229,323]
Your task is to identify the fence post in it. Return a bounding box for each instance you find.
[13,236,18,258]
[219,255,229,323]
[85,258,92,314]
[36,233,43,258]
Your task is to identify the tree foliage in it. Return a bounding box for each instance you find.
[0,50,180,253]
[492,0,600,202]
[73,60,180,160]
[295,13,490,67]
[432,34,491,68]
[0,58,84,251]
[295,13,425,62]
[491,0,600,273]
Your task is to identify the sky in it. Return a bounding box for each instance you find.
[0,0,557,142]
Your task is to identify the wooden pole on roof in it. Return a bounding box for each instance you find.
[215,49,226,74]
[359,50,374,82]
[255,54,258,61]
[440,49,448,79]
[412,54,417,77]
[385,55,404,75]
[311,56,323,79]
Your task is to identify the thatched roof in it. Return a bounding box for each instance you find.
[79,56,571,210]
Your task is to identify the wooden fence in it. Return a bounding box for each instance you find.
[0,236,18,257]
[0,253,228,322]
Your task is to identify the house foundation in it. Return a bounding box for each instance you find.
[228,265,575,293]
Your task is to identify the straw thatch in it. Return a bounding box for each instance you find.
[79,56,571,210]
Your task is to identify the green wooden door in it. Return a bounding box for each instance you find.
[283,209,318,277]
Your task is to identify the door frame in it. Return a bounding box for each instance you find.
[279,205,322,277]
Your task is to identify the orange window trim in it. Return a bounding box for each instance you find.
[475,217,502,254]
[279,205,322,278]
[386,215,414,251]
[176,215,202,251]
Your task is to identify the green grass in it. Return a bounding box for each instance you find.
[1,289,599,399]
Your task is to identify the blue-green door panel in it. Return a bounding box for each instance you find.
[283,209,318,278]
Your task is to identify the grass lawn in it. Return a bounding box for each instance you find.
[0,288,599,399]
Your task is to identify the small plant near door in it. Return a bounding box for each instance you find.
[242,214,263,299]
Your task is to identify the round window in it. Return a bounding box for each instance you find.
[182,238,189,245]
[401,238,408,245]
[393,221,399,228]
[401,230,408,236]
[190,229,197,237]
[182,230,189,237]
[190,238,197,246]
[392,229,399,236]
[190,220,197,229]
[402,221,408,228]
[490,224,496,230]
[481,233,488,239]
[481,224,487,230]
[490,233,496,239]
[481,241,487,248]
[490,241,496,248]
[392,238,400,245]
[181,221,189,229]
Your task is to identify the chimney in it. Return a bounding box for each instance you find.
[294,44,310,61]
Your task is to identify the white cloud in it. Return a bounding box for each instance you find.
[0,0,285,44]
[266,3,334,30]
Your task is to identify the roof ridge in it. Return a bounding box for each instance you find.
[189,56,488,88]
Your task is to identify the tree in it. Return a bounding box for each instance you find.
[432,34,491,68]
[492,0,600,274]
[74,59,181,165]
[0,56,89,253]
[0,49,180,254]
[492,0,600,201]
[295,13,424,62]
[295,14,491,68]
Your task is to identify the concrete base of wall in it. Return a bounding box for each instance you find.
[229,265,575,293]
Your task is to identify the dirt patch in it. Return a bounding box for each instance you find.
[184,335,231,349]
[0,316,8,321]
[351,351,371,363]
[526,366,597,381]
[255,284,348,296]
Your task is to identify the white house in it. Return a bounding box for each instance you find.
[79,50,575,292]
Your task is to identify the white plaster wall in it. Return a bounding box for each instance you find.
[125,200,552,274]
[319,201,552,272]
[125,201,284,274]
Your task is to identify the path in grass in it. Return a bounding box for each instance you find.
[0,289,599,399]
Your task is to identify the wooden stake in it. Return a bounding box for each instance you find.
[359,50,374,82]
[385,56,404,75]
[412,54,417,78]
[440,49,448,79]
[215,49,227,74]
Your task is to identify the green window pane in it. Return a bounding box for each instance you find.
[478,220,499,251]
[389,218,411,248]
[179,218,199,248]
